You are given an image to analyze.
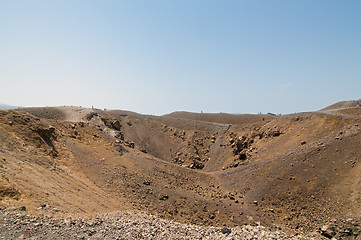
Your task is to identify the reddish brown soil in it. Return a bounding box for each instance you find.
[1,100,361,234]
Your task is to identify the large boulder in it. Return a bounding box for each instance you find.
[112,120,121,131]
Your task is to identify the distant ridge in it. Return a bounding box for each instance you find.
[0,104,19,110]
[163,111,275,124]
[320,99,361,111]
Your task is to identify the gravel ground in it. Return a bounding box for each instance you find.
[0,209,325,240]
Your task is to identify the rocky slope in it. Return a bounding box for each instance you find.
[1,100,361,238]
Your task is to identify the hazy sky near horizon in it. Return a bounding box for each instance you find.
[1,1,360,115]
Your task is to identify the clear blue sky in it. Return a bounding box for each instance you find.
[1,1,360,115]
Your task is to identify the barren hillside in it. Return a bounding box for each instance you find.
[1,100,361,239]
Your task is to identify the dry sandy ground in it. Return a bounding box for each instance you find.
[0,99,361,239]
